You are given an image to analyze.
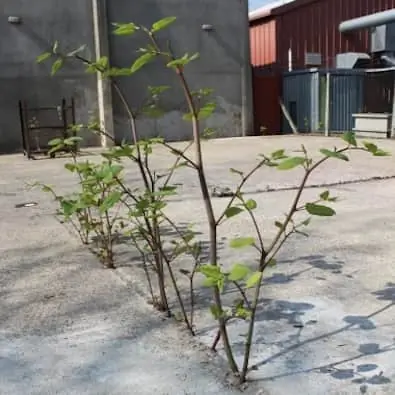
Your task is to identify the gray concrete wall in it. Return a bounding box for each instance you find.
[0,0,100,154]
[106,0,253,143]
[0,0,252,153]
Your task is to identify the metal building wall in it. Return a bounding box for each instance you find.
[329,70,365,132]
[282,69,365,133]
[275,0,395,70]
[282,70,319,133]
[364,70,395,113]
[250,18,277,67]
[252,68,282,134]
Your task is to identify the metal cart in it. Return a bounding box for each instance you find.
[19,98,77,159]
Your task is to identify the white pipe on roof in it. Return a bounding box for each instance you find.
[339,8,395,33]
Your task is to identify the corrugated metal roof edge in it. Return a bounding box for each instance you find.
[271,0,321,16]
[249,0,294,22]
[249,0,321,23]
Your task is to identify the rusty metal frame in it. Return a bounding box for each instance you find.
[18,98,77,160]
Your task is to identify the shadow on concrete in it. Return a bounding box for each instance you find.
[263,267,313,285]
[187,253,352,335]
[112,223,225,270]
[248,284,395,388]
[281,254,345,273]
[316,341,394,386]
[373,282,395,302]
[0,242,166,336]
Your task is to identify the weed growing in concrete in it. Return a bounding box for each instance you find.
[36,17,390,385]
[37,135,125,268]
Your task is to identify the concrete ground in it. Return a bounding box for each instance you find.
[1,135,395,395]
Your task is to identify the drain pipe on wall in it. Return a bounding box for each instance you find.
[92,0,115,147]
[288,48,293,71]
[324,71,330,137]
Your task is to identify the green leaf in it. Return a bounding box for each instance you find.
[301,217,311,226]
[52,40,59,54]
[320,148,349,161]
[224,206,244,218]
[245,199,257,210]
[64,163,76,172]
[363,141,378,154]
[277,156,306,170]
[246,271,263,288]
[60,199,76,217]
[199,264,221,278]
[113,22,139,36]
[342,131,357,147]
[319,190,330,201]
[155,185,178,197]
[229,168,244,176]
[373,149,390,157]
[148,85,170,96]
[235,305,251,319]
[151,16,177,33]
[271,149,287,160]
[167,53,199,68]
[37,52,51,63]
[274,221,284,229]
[209,304,223,319]
[198,102,216,120]
[182,112,194,121]
[64,136,83,146]
[99,191,122,213]
[96,56,109,71]
[41,185,53,193]
[66,45,86,57]
[51,58,64,76]
[131,53,155,73]
[202,127,216,139]
[105,67,134,77]
[48,138,63,146]
[203,277,218,287]
[228,263,251,281]
[305,203,336,217]
[230,237,255,249]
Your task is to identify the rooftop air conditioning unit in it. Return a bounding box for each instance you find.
[371,23,395,53]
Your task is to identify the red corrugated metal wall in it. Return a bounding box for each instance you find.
[250,19,277,67]
[276,0,395,69]
[252,70,282,134]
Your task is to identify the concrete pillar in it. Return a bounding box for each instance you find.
[92,0,115,147]
[240,0,254,136]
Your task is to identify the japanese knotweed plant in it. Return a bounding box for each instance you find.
[102,137,200,332]
[198,133,389,383]
[32,135,92,245]
[36,18,209,332]
[38,134,126,269]
[36,16,390,384]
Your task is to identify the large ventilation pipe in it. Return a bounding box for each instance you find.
[339,8,395,33]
